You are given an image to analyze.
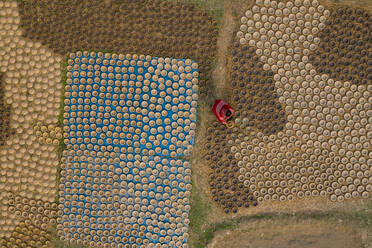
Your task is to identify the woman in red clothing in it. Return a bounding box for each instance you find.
[212,100,234,126]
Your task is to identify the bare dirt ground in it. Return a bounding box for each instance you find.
[211,1,235,99]
[208,218,368,248]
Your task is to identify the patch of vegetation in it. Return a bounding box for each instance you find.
[348,200,372,228]
[188,176,212,248]
[197,200,372,247]
[57,56,68,126]
[187,0,223,242]
[54,56,68,205]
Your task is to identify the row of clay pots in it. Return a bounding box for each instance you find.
[205,121,258,214]
[309,7,370,85]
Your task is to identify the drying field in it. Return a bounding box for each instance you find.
[203,0,372,214]
[0,0,371,247]
[197,0,372,246]
[58,52,198,247]
[0,0,212,247]
[17,0,218,97]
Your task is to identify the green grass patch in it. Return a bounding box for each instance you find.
[188,175,213,248]
[348,200,372,228]
[199,221,235,245]
[188,180,208,230]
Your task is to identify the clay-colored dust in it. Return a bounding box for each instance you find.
[209,219,363,248]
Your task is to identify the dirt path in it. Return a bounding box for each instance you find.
[188,3,239,244]
[208,218,367,248]
[211,1,235,99]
